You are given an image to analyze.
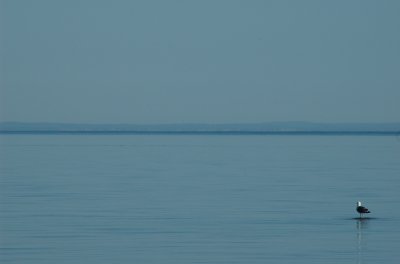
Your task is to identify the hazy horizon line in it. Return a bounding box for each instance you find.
[2,121,400,125]
[1,121,400,135]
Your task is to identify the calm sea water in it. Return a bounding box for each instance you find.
[1,134,400,263]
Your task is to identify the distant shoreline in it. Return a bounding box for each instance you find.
[0,131,399,136]
[1,121,399,135]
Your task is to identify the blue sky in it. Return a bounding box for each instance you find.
[1,0,399,124]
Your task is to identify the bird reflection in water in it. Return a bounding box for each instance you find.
[356,218,369,264]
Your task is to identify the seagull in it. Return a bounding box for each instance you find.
[356,201,370,218]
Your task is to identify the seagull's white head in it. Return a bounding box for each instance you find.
[357,201,361,207]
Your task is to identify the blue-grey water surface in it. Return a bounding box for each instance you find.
[1,134,400,263]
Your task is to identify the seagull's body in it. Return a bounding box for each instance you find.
[356,201,370,218]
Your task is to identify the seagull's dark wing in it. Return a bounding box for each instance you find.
[357,206,370,213]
